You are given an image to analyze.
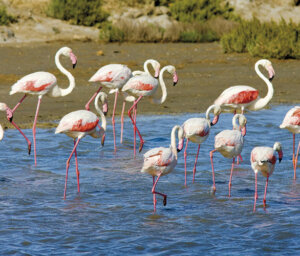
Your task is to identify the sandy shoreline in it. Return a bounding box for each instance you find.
[0,41,299,129]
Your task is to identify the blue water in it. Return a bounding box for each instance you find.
[0,105,299,255]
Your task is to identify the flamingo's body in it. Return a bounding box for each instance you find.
[9,46,77,165]
[141,125,184,211]
[0,124,3,141]
[280,106,300,179]
[56,92,107,199]
[214,59,275,113]
[210,114,247,196]
[182,105,221,186]
[88,60,160,153]
[251,142,283,211]
[122,65,178,156]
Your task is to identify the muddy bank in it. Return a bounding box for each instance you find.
[0,42,299,129]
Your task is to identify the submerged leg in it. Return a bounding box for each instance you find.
[184,139,189,187]
[263,175,269,207]
[294,141,300,180]
[33,95,42,166]
[74,140,80,193]
[112,91,118,153]
[209,149,217,193]
[120,101,126,144]
[293,134,295,168]
[192,144,201,183]
[64,138,81,199]
[228,157,235,197]
[85,86,102,111]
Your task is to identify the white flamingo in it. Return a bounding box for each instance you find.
[88,59,160,153]
[55,92,107,199]
[280,106,300,179]
[9,46,77,165]
[122,65,178,156]
[210,114,247,197]
[251,142,283,212]
[181,104,221,186]
[214,59,275,113]
[141,125,184,212]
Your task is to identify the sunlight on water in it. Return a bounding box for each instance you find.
[0,104,300,255]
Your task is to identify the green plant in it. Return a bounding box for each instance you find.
[0,5,17,25]
[99,22,125,42]
[221,18,300,59]
[47,0,108,26]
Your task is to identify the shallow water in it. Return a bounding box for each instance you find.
[0,104,300,255]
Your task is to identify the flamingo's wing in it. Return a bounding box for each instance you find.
[214,85,258,106]
[183,118,209,137]
[56,110,99,134]
[251,147,276,165]
[280,106,300,127]
[122,74,158,96]
[142,147,173,170]
[10,71,56,95]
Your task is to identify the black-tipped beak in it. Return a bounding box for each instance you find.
[173,82,177,86]
[104,111,107,116]
[279,158,282,163]
[210,122,214,126]
[177,148,181,152]
[154,75,159,79]
[73,63,77,69]
[269,75,274,82]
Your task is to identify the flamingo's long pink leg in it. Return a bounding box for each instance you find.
[120,101,126,143]
[151,172,166,212]
[192,144,201,183]
[293,134,296,168]
[112,90,118,153]
[74,140,80,193]
[263,175,269,207]
[210,149,217,193]
[11,94,27,113]
[6,107,32,154]
[33,96,42,166]
[133,104,137,157]
[294,141,300,180]
[64,138,81,199]
[184,139,189,187]
[253,172,258,212]
[85,86,102,111]
[152,176,157,211]
[128,96,144,154]
[228,157,235,197]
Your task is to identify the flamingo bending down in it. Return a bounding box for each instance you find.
[122,65,178,156]
[0,102,31,152]
[251,142,283,212]
[9,46,77,166]
[182,104,221,187]
[279,106,300,179]
[210,114,247,197]
[55,92,107,199]
[214,59,275,114]
[141,125,184,212]
[88,59,160,153]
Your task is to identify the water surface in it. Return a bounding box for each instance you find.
[0,105,299,255]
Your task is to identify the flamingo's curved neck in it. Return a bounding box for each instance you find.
[151,66,168,104]
[51,49,75,97]
[249,62,274,110]
[94,93,107,134]
[0,124,3,140]
[232,114,239,130]
[205,105,215,123]
[171,125,182,158]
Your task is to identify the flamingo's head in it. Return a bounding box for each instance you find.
[261,59,275,81]
[238,114,247,136]
[0,103,7,111]
[165,65,178,86]
[211,105,222,126]
[273,142,283,163]
[149,59,160,78]
[60,46,77,69]
[177,126,184,152]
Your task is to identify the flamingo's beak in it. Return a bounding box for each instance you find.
[177,138,184,152]
[70,52,77,69]
[173,72,178,86]
[241,126,247,136]
[267,65,275,81]
[154,67,160,79]
[210,115,220,126]
[103,102,108,116]
[101,134,105,146]
[279,150,283,163]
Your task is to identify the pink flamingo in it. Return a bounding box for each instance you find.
[210,114,247,197]
[9,46,77,166]
[88,60,160,153]
[122,65,178,156]
[0,102,31,153]
[141,125,184,212]
[55,92,107,199]
[182,104,221,187]
[214,59,275,114]
[280,106,300,179]
[251,142,283,212]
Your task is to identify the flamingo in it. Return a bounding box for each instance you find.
[181,104,221,187]
[251,142,283,212]
[279,106,300,179]
[9,46,77,166]
[210,114,247,197]
[122,65,178,156]
[214,59,275,114]
[0,102,31,152]
[55,92,107,199]
[141,125,184,212]
[0,123,3,141]
[88,59,160,153]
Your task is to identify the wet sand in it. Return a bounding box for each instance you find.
[0,41,299,129]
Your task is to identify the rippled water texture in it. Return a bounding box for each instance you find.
[0,104,300,255]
